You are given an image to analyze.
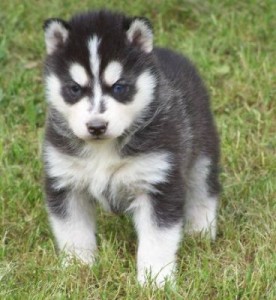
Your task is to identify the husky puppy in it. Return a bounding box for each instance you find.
[42,10,220,286]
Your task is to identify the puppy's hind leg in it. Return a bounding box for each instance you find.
[184,156,220,240]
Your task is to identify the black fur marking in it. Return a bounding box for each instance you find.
[102,82,137,104]
[207,162,221,196]
[151,167,185,227]
[61,83,92,105]
[44,176,68,218]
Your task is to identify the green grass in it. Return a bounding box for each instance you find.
[1,0,275,298]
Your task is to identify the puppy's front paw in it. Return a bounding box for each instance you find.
[60,248,96,267]
[137,261,176,288]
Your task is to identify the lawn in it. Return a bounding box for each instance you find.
[0,0,275,299]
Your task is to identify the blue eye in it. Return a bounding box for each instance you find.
[69,84,81,96]
[112,83,127,94]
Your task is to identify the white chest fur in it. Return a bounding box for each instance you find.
[44,143,171,210]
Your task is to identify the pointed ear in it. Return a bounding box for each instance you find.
[125,17,153,53]
[43,18,70,55]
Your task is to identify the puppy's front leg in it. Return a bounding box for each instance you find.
[45,178,97,265]
[132,194,183,287]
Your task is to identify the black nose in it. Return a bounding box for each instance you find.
[86,120,107,136]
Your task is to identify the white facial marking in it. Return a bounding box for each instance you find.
[184,156,218,239]
[88,36,102,112]
[134,71,156,111]
[102,70,156,138]
[103,61,123,86]
[131,195,182,287]
[69,63,89,86]
[88,36,100,78]
[67,97,94,140]
[45,73,67,112]
[45,73,94,140]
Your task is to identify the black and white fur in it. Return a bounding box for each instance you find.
[42,10,220,286]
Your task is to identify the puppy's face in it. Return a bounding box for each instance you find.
[44,11,156,141]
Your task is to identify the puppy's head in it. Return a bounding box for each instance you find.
[43,10,157,141]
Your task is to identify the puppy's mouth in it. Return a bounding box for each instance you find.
[86,134,112,142]
[91,136,108,141]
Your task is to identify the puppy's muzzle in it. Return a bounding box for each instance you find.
[86,119,108,137]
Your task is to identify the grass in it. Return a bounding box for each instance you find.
[0,0,275,298]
